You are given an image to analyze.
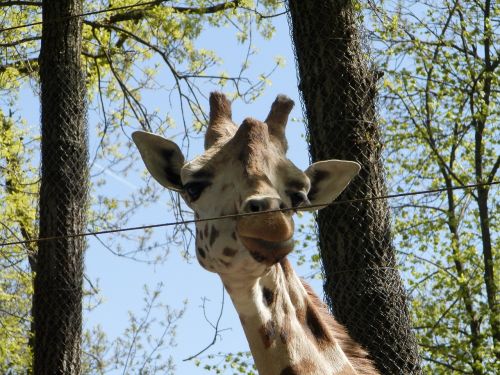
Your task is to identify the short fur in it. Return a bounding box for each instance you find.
[301,281,379,374]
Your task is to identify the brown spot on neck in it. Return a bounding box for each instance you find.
[296,304,306,324]
[209,226,219,246]
[305,302,333,349]
[259,320,276,348]
[301,282,380,374]
[279,317,292,344]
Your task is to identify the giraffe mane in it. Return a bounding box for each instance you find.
[301,280,379,374]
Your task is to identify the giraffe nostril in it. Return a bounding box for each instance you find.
[244,198,285,213]
[244,198,272,213]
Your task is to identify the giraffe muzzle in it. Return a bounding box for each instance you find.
[236,211,295,263]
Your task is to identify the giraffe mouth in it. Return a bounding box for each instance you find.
[239,236,294,264]
[236,211,294,241]
[235,211,294,264]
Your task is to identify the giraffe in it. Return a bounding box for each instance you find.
[132,92,380,375]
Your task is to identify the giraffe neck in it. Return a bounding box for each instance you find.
[220,258,357,375]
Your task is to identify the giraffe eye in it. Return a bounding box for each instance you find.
[184,181,210,201]
[289,191,309,208]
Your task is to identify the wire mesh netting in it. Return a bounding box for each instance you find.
[286,1,422,373]
[33,61,88,374]
[31,1,88,372]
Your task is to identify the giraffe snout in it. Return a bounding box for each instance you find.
[239,196,294,243]
[236,206,295,264]
[242,197,286,214]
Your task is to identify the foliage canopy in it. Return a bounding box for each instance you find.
[370,0,499,373]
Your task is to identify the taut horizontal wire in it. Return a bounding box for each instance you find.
[1,180,498,248]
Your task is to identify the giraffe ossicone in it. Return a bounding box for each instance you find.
[133,92,379,375]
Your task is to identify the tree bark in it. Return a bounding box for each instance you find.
[33,0,88,373]
[287,1,421,373]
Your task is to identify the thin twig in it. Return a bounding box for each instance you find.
[183,284,227,361]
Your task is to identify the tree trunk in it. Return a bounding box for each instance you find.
[287,1,421,373]
[33,0,88,373]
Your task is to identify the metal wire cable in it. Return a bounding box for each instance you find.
[1,180,498,247]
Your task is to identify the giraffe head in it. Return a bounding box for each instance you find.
[133,93,360,279]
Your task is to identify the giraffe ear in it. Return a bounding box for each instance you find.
[132,131,185,191]
[303,160,361,210]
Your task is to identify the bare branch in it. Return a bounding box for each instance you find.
[106,0,240,24]
[421,356,469,373]
[0,306,30,322]
[88,58,109,170]
[392,203,448,214]
[0,36,41,48]
[396,250,459,281]
[0,57,39,75]
[122,288,157,374]
[183,284,227,361]
[0,1,41,7]
[487,155,500,184]
[88,26,151,131]
[238,6,288,20]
